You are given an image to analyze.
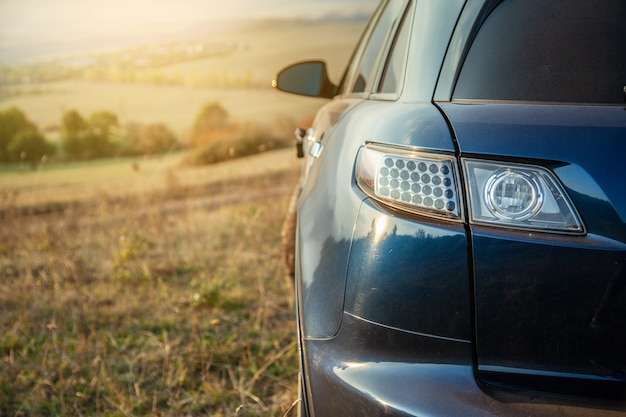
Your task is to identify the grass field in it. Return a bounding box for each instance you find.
[0,148,300,208]
[1,81,324,141]
[0,16,368,416]
[0,149,302,416]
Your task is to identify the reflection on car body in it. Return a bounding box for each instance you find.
[274,0,626,416]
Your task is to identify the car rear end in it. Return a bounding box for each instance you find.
[294,0,626,415]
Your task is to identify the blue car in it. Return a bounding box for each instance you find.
[274,0,626,415]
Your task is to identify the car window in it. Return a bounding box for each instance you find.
[347,0,409,94]
[454,0,626,104]
[336,1,385,96]
[378,3,412,94]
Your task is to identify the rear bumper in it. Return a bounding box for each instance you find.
[302,313,477,417]
[302,313,626,417]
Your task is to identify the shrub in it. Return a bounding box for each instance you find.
[187,102,231,148]
[181,122,292,167]
[183,105,301,167]
[6,130,56,167]
[0,107,39,162]
[60,109,89,159]
[122,122,179,156]
[61,109,119,160]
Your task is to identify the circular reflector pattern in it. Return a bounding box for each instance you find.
[376,156,458,216]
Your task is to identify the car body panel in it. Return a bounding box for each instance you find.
[438,102,626,397]
[297,100,461,340]
[439,103,626,231]
[296,0,467,338]
[345,195,471,341]
[305,314,624,417]
[296,98,365,339]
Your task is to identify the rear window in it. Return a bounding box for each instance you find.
[454,0,626,104]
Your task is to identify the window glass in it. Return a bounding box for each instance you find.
[379,4,412,94]
[454,0,626,104]
[349,0,408,94]
[337,2,384,95]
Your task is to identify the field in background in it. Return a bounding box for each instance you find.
[0,19,365,139]
[0,149,301,416]
[0,148,300,208]
[0,15,368,416]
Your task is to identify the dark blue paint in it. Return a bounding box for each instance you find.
[471,228,626,389]
[345,199,471,341]
[439,103,626,231]
[438,102,626,397]
[276,0,626,414]
[298,100,459,339]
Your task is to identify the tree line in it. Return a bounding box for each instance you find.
[0,107,178,167]
[0,107,56,165]
[0,102,296,169]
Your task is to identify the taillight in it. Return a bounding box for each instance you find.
[463,159,585,234]
[356,144,462,220]
[356,143,585,234]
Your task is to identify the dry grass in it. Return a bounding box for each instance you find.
[0,15,366,415]
[0,148,299,209]
[0,150,301,416]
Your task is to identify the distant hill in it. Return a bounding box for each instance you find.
[0,0,377,65]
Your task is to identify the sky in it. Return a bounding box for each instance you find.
[0,0,378,63]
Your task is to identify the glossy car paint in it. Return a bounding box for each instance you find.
[304,315,624,417]
[275,0,626,415]
[440,103,626,398]
[297,0,464,343]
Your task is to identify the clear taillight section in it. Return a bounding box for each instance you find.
[356,144,462,220]
[356,143,585,234]
[463,160,585,234]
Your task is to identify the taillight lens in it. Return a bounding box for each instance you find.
[356,144,585,234]
[463,159,584,234]
[356,144,462,220]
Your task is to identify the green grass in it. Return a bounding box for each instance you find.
[0,149,301,416]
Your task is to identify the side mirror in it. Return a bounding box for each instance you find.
[273,60,336,99]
